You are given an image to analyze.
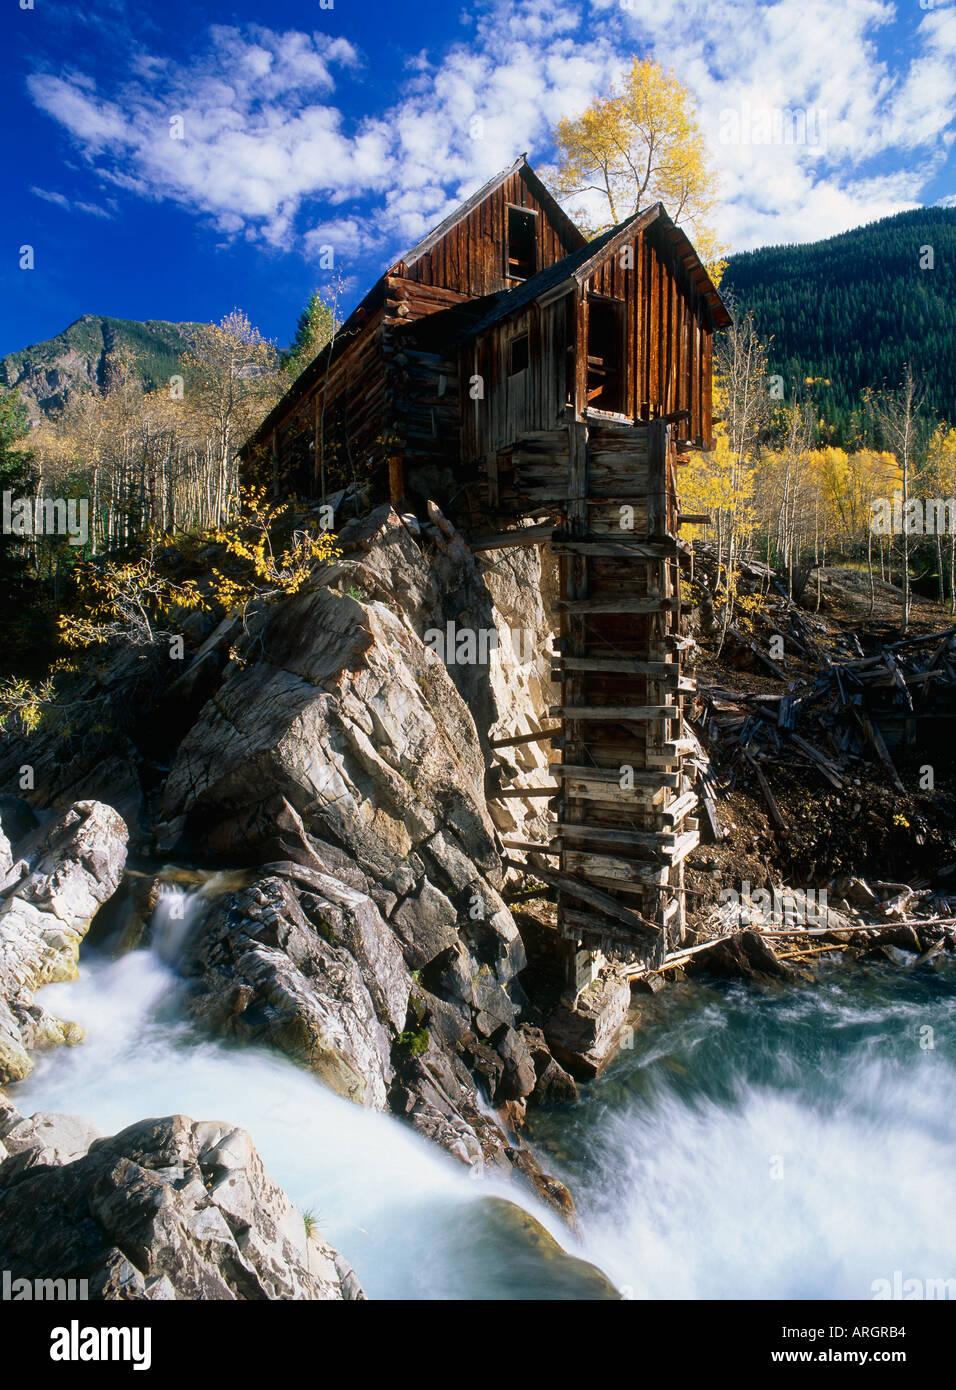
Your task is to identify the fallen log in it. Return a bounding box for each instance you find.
[623,918,954,982]
[742,747,787,833]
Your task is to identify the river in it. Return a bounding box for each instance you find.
[11,884,956,1301]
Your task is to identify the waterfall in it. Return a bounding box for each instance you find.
[11,876,613,1301]
[524,963,956,1300]
[11,873,956,1300]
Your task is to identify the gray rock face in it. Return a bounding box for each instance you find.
[0,507,578,1218]
[150,510,554,1142]
[0,800,128,1083]
[0,1106,103,1179]
[0,1110,363,1300]
[160,560,498,883]
[181,875,393,1109]
[683,929,796,983]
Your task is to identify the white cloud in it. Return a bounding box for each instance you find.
[30,184,112,217]
[27,26,371,246]
[303,217,372,262]
[25,0,956,265]
[31,185,70,209]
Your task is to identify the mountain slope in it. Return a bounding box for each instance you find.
[722,206,956,439]
[1,314,197,423]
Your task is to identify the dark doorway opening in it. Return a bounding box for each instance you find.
[587,295,625,413]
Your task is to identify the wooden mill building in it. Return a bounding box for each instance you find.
[242,155,729,978]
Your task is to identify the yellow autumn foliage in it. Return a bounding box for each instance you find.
[547,57,725,277]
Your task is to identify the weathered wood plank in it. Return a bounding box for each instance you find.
[490,726,562,748]
[552,598,679,615]
[550,704,681,720]
[503,860,658,936]
[557,822,679,849]
[551,763,681,788]
[501,840,562,855]
[552,657,677,676]
[470,522,554,550]
[488,787,559,799]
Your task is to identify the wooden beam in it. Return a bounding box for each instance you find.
[551,704,680,720]
[551,763,681,788]
[550,540,680,559]
[861,715,906,794]
[557,822,679,850]
[550,664,675,681]
[563,780,665,807]
[500,840,562,855]
[742,748,787,833]
[552,597,680,615]
[563,850,665,885]
[502,860,658,937]
[560,908,662,950]
[660,790,698,824]
[470,522,555,551]
[488,787,559,799]
[647,419,668,537]
[388,455,405,505]
[490,726,562,749]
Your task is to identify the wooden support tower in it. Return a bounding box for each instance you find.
[239,156,727,984]
[480,415,699,977]
[550,417,696,971]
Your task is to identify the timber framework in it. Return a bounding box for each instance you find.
[241,155,730,979]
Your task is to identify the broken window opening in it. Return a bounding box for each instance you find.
[506,207,537,281]
[508,332,530,375]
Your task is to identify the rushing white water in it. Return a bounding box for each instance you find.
[525,963,956,1300]
[12,887,610,1301]
[12,879,956,1300]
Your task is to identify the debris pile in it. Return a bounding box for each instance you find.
[685,543,956,846]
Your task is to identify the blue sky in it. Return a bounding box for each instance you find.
[3,0,956,356]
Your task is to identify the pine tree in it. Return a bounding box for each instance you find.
[286,290,338,378]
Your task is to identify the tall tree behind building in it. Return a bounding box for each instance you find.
[546,57,724,275]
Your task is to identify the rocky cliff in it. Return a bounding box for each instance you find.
[0,799,127,1084]
[1,501,609,1249]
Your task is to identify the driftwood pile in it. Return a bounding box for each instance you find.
[687,546,956,829]
[625,875,956,986]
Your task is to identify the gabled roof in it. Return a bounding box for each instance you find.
[241,156,587,457]
[240,171,729,459]
[393,155,585,273]
[459,211,649,338]
[460,203,730,338]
